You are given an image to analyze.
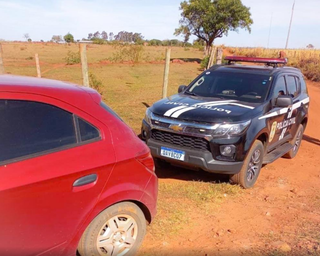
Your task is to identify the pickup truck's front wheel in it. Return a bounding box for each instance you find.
[230,140,264,189]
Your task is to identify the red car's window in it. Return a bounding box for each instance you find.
[78,117,100,142]
[0,100,77,163]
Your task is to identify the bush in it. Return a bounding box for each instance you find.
[128,45,144,63]
[65,51,80,65]
[148,39,162,46]
[64,33,74,43]
[92,38,106,45]
[295,57,320,82]
[200,56,210,70]
[193,41,204,51]
[89,73,104,95]
[108,44,144,63]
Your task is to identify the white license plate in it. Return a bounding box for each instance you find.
[160,147,185,161]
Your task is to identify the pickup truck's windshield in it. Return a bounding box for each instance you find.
[187,71,271,103]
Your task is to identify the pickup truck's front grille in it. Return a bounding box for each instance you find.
[151,130,210,151]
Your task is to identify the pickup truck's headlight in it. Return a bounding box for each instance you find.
[213,120,251,136]
[144,108,152,124]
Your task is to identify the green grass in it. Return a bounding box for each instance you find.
[147,181,242,239]
[160,181,241,206]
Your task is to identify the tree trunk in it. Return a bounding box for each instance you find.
[205,39,215,57]
[205,43,211,57]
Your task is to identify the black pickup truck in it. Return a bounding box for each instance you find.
[141,56,309,188]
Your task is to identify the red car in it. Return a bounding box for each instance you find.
[0,75,157,256]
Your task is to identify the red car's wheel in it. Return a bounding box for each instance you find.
[78,202,146,256]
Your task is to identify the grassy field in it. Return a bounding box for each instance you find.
[2,43,319,252]
[1,42,203,132]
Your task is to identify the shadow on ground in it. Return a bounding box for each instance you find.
[303,134,320,146]
[170,58,202,64]
[155,160,229,184]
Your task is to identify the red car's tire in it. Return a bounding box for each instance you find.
[78,202,146,256]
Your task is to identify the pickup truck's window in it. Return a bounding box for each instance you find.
[78,118,100,142]
[273,76,287,99]
[0,100,76,162]
[287,75,298,98]
[187,71,271,103]
[300,77,308,94]
[294,77,301,93]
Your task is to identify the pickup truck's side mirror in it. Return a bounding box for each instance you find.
[276,95,293,108]
[178,85,187,93]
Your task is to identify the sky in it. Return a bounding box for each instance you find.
[0,0,319,49]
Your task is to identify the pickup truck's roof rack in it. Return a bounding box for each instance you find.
[225,56,287,68]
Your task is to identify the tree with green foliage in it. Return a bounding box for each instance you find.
[306,44,314,49]
[93,31,101,39]
[175,0,253,54]
[161,40,171,46]
[88,33,93,40]
[52,35,62,43]
[109,32,114,41]
[23,33,30,41]
[101,31,108,40]
[148,39,162,46]
[132,33,144,44]
[64,33,74,43]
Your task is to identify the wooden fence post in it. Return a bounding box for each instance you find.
[162,48,171,99]
[0,44,5,75]
[216,47,223,65]
[35,53,41,78]
[80,43,89,87]
[207,46,216,69]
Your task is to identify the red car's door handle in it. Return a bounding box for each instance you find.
[73,174,97,187]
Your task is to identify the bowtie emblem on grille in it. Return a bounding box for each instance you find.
[169,124,185,132]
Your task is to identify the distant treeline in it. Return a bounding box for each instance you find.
[82,31,202,47]
[6,30,205,48]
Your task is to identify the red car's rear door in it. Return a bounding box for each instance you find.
[0,98,115,255]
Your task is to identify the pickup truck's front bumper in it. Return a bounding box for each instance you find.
[141,120,243,174]
[146,138,243,174]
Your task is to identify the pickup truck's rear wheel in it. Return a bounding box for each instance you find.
[230,140,264,189]
[284,124,304,159]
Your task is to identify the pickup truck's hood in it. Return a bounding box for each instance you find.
[151,94,261,123]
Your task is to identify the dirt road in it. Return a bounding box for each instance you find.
[141,81,320,255]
